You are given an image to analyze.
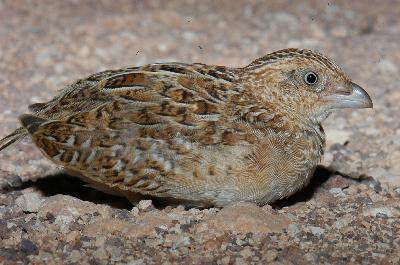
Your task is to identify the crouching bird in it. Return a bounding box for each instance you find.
[0,49,372,207]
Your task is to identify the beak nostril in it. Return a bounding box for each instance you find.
[324,82,373,109]
[334,85,352,96]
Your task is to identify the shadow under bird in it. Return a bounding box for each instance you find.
[0,48,373,207]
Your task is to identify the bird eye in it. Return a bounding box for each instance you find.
[304,72,318,85]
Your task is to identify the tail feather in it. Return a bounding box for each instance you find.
[0,114,48,152]
[0,127,28,152]
[19,114,48,134]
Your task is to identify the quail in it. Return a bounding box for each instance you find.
[0,48,373,207]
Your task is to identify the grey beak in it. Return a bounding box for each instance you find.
[324,82,373,109]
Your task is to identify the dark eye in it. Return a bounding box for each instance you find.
[304,72,318,85]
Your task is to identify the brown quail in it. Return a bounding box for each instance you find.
[0,48,373,207]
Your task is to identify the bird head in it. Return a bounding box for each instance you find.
[242,48,373,127]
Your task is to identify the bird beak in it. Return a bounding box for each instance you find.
[324,82,373,109]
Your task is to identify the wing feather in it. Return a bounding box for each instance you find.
[16,62,278,202]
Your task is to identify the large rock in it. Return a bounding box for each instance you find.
[195,202,292,234]
[38,194,111,218]
[84,210,174,238]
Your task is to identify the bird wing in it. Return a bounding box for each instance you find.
[20,63,248,196]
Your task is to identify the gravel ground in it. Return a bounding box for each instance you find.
[0,1,399,264]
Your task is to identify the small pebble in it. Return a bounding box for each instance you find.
[138,200,153,211]
[329,188,346,197]
[20,239,38,255]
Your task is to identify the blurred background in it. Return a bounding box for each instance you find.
[0,0,399,186]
